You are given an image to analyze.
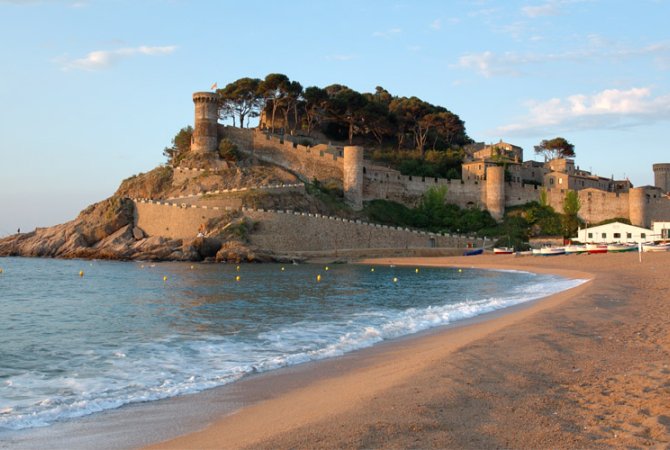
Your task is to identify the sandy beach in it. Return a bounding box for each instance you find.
[148,251,670,449]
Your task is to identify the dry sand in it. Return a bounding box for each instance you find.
[148,252,670,449]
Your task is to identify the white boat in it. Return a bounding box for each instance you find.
[493,247,514,254]
[607,243,637,253]
[540,246,566,256]
[564,244,588,254]
[642,242,670,252]
[531,248,542,256]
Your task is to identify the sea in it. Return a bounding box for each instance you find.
[0,257,584,441]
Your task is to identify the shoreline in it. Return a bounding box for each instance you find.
[145,252,670,449]
[6,253,669,448]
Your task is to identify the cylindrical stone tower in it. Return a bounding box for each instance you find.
[653,163,670,194]
[628,187,648,228]
[192,92,219,154]
[485,165,505,221]
[343,146,364,211]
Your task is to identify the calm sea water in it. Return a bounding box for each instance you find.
[0,257,584,431]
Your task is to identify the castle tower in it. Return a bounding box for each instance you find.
[485,165,505,221]
[653,163,670,194]
[192,92,219,154]
[343,146,364,210]
[628,187,649,228]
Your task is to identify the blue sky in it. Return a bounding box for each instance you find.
[1,0,669,234]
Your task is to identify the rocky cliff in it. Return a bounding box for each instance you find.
[0,156,311,262]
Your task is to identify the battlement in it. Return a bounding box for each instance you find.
[192,92,218,103]
[132,198,488,251]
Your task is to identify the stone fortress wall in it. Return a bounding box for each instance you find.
[135,92,670,251]
[220,126,670,228]
[133,198,488,251]
[654,163,670,194]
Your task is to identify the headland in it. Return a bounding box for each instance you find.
[2,85,669,263]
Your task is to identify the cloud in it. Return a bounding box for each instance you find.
[372,28,402,39]
[521,0,588,18]
[455,41,670,77]
[430,19,442,30]
[497,87,670,136]
[522,1,560,17]
[57,45,177,71]
[454,51,521,78]
[325,54,357,61]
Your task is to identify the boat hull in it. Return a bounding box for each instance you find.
[540,247,566,256]
[493,247,514,254]
[463,248,484,256]
[586,244,608,254]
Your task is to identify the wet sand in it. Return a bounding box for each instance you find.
[148,252,670,449]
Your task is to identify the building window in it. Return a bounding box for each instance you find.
[559,178,563,185]
[641,233,646,239]
[588,233,593,239]
[550,178,554,185]
[601,233,607,239]
[613,233,621,239]
[627,233,632,238]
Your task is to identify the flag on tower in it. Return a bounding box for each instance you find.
[210,82,218,90]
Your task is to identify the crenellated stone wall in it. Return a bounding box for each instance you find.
[222,127,344,182]
[134,200,230,240]
[216,122,670,226]
[132,199,487,251]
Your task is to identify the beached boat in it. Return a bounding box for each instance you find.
[463,248,484,256]
[539,246,566,256]
[531,248,542,256]
[564,244,588,254]
[642,242,670,252]
[607,243,637,253]
[586,243,608,254]
[493,247,514,254]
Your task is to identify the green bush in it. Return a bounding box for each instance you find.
[218,139,239,161]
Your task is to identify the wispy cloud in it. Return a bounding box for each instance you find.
[430,19,442,30]
[372,28,402,39]
[325,54,357,61]
[522,1,561,17]
[455,41,670,77]
[56,45,177,71]
[497,87,670,136]
[521,0,587,18]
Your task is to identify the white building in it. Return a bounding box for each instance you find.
[574,221,653,243]
[652,221,670,240]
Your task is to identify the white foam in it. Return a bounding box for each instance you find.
[0,274,586,431]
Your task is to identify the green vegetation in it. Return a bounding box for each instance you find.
[370,149,463,178]
[534,137,576,160]
[562,190,582,237]
[215,74,471,153]
[163,126,193,165]
[218,139,239,161]
[305,179,350,214]
[364,186,496,235]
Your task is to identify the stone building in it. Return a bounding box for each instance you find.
[189,92,670,228]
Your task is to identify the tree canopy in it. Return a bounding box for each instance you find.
[534,137,576,161]
[163,126,192,164]
[214,73,472,154]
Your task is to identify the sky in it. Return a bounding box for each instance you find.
[1,0,669,235]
